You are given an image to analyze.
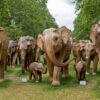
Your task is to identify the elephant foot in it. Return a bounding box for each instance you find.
[0,79,4,82]
[36,80,39,83]
[12,65,15,68]
[49,77,53,82]
[92,72,96,75]
[62,74,69,78]
[52,80,60,86]
[22,70,26,74]
[86,72,89,75]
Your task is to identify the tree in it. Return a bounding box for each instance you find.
[0,0,58,40]
[73,0,100,41]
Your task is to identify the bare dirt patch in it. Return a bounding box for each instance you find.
[5,77,19,80]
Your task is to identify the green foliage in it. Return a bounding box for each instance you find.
[0,0,58,40]
[73,0,100,41]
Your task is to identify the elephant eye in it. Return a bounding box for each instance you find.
[54,37,58,41]
[91,49,94,52]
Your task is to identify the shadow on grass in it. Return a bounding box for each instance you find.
[0,79,12,89]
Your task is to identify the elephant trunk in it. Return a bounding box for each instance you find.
[98,53,100,62]
[0,52,1,60]
[45,44,75,67]
[0,44,2,61]
[42,67,47,74]
[35,47,41,62]
[77,72,80,81]
[21,50,26,73]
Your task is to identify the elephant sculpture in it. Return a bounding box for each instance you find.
[90,21,100,62]
[8,40,20,67]
[18,36,36,73]
[38,26,75,86]
[82,42,99,75]
[0,27,9,81]
[29,62,47,82]
[74,61,86,81]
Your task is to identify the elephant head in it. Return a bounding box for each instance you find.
[82,42,95,60]
[36,63,47,74]
[38,26,75,67]
[8,40,17,56]
[18,36,36,50]
[90,21,100,61]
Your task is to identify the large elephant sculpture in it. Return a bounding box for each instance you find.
[90,21,100,62]
[38,26,75,86]
[18,36,36,73]
[0,27,9,81]
[8,40,20,67]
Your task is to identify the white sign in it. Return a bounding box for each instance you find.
[80,81,86,86]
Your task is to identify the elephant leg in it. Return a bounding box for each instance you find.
[77,56,81,62]
[33,71,39,82]
[81,72,85,80]
[5,57,7,72]
[86,60,90,75]
[29,72,32,80]
[10,56,12,66]
[76,72,79,81]
[93,55,99,75]
[62,64,69,78]
[46,56,54,82]
[25,59,28,71]
[12,52,18,67]
[39,73,42,82]
[21,59,26,73]
[0,60,5,81]
[52,66,61,86]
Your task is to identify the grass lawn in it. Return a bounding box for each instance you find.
[0,58,100,100]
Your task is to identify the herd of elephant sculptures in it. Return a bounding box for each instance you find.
[0,21,100,86]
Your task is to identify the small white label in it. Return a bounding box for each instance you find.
[80,81,86,85]
[22,78,27,82]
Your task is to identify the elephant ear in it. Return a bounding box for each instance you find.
[58,26,72,44]
[79,43,85,51]
[37,34,43,50]
[18,37,27,50]
[32,40,36,49]
[90,24,97,44]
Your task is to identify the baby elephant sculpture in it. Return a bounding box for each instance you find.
[29,62,47,82]
[74,61,86,81]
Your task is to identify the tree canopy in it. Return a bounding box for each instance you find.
[73,0,100,41]
[0,0,58,40]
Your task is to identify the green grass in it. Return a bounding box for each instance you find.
[0,58,100,100]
